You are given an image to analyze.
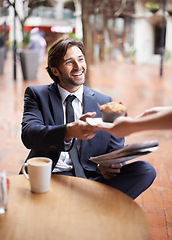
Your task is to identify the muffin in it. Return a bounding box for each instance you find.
[98,101,127,122]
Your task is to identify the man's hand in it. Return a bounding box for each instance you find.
[97,163,122,180]
[79,111,96,121]
[65,112,97,141]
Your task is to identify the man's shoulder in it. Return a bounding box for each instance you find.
[83,85,112,101]
[26,83,56,93]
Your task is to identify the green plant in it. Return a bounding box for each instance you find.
[68,33,82,41]
[130,46,136,56]
[5,40,11,50]
[23,32,31,47]
[145,2,160,11]
[164,49,171,61]
[166,7,172,15]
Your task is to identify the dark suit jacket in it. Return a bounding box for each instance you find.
[21,83,124,173]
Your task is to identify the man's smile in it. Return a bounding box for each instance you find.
[72,71,84,77]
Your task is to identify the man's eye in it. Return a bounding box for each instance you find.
[65,61,72,65]
[79,58,85,62]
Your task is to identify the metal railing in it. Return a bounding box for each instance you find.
[31,7,75,19]
[0,7,75,20]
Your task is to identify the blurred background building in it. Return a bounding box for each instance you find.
[0,0,172,66]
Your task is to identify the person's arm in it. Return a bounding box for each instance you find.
[123,109,172,135]
[136,106,172,118]
[95,107,172,137]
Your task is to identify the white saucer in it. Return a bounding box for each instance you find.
[86,118,114,127]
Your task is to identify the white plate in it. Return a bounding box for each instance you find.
[86,118,114,127]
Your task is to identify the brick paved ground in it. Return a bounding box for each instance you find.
[0,52,172,239]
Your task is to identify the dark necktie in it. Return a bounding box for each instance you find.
[65,95,86,178]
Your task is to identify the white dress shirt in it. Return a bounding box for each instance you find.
[52,84,83,173]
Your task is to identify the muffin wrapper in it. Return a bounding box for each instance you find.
[101,111,126,123]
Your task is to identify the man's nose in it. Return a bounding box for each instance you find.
[73,60,81,69]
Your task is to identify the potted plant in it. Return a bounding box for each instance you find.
[166,8,172,16]
[20,31,39,80]
[129,45,136,64]
[0,47,5,75]
[0,33,6,75]
[145,2,160,13]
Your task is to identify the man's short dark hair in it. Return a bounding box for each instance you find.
[46,38,85,83]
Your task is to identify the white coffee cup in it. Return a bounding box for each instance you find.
[22,157,52,193]
[0,170,8,214]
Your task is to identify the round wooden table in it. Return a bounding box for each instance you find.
[0,175,148,240]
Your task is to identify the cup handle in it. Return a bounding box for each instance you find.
[22,163,29,180]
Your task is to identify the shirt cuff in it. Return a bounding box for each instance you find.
[64,138,74,151]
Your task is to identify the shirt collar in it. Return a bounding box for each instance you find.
[57,84,83,104]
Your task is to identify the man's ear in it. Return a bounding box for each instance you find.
[51,67,59,76]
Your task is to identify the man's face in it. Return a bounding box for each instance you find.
[56,46,87,92]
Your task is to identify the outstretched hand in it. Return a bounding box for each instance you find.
[95,116,133,138]
[136,107,163,118]
[65,112,97,141]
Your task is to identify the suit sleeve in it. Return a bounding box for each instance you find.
[107,135,125,153]
[21,86,66,151]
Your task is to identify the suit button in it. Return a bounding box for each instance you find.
[49,144,57,149]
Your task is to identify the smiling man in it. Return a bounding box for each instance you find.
[51,45,86,90]
[21,38,156,199]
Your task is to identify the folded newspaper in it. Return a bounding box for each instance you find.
[89,140,159,167]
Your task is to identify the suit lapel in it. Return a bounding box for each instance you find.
[80,86,100,160]
[48,83,64,125]
[82,86,100,114]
